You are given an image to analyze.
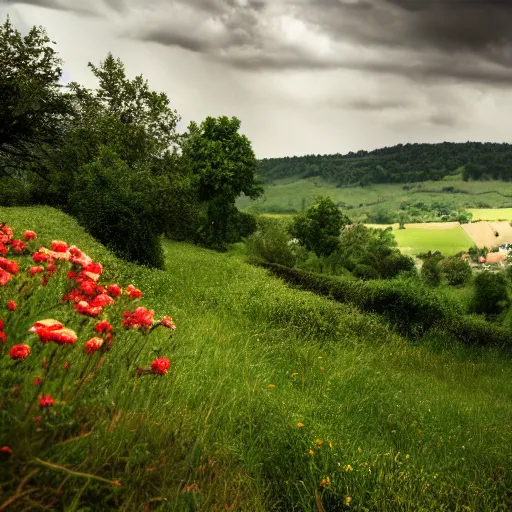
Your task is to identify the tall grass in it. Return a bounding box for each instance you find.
[1,206,512,511]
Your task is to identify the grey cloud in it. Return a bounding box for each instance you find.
[344,98,410,111]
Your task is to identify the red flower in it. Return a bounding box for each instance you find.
[160,316,176,330]
[11,240,27,253]
[39,394,55,408]
[47,262,57,274]
[51,240,68,253]
[30,319,77,345]
[7,300,17,311]
[126,284,142,299]
[0,257,19,275]
[41,277,49,287]
[122,307,154,330]
[107,284,122,297]
[151,357,171,375]
[32,252,50,263]
[0,318,4,329]
[33,416,42,424]
[0,446,13,455]
[9,344,31,360]
[95,320,113,334]
[90,294,114,308]
[29,266,44,276]
[85,262,103,275]
[24,230,37,240]
[84,337,104,355]
[0,243,6,256]
[67,271,76,280]
[64,361,70,370]
[74,301,103,317]
[0,268,12,286]
[1,225,13,237]
[33,377,43,386]
[0,332,5,344]
[80,280,97,296]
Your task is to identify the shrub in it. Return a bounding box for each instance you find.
[439,257,472,286]
[247,217,296,267]
[472,271,510,319]
[70,147,165,268]
[421,258,441,286]
[353,264,379,280]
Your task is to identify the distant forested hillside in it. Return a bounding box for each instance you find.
[258,142,512,186]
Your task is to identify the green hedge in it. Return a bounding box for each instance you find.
[257,262,512,347]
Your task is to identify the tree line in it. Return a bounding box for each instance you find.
[259,142,512,186]
[0,18,262,267]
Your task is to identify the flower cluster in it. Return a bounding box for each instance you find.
[1,222,177,429]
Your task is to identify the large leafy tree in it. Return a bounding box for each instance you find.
[0,18,72,180]
[291,196,350,257]
[181,116,263,247]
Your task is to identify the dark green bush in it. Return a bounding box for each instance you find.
[70,147,165,268]
[353,264,379,280]
[257,262,512,346]
[472,271,510,319]
[439,257,472,286]
[421,258,441,286]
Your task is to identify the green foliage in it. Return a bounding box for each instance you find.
[366,207,397,224]
[70,147,165,268]
[0,17,72,180]
[247,216,296,267]
[181,116,262,248]
[3,206,512,511]
[258,141,512,186]
[439,257,473,286]
[290,196,350,257]
[472,271,510,319]
[259,261,512,346]
[339,224,414,279]
[421,258,442,286]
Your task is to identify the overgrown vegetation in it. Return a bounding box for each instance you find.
[2,206,512,512]
[0,18,261,266]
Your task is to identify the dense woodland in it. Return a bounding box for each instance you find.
[258,142,512,186]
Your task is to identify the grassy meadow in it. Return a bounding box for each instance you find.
[468,208,512,221]
[241,176,512,220]
[393,225,474,256]
[1,206,512,511]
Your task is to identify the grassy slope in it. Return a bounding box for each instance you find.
[240,177,512,220]
[1,206,512,511]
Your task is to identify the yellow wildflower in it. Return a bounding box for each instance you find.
[319,476,330,487]
[267,384,276,389]
[308,449,315,456]
[345,464,353,472]
[357,447,362,453]
[291,372,298,377]
[315,439,324,447]
[344,497,352,505]
[297,422,304,428]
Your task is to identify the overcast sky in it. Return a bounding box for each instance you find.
[3,0,512,158]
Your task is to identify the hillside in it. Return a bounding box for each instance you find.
[1,206,512,511]
[258,142,512,186]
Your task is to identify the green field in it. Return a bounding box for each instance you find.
[241,177,512,220]
[1,207,512,511]
[392,226,475,256]
[468,208,512,221]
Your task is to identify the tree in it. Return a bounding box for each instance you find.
[181,116,263,248]
[0,17,72,179]
[439,257,472,286]
[337,224,414,279]
[472,271,510,319]
[290,196,350,258]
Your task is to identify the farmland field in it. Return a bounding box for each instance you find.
[392,225,475,256]
[468,208,512,221]
[240,177,512,220]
